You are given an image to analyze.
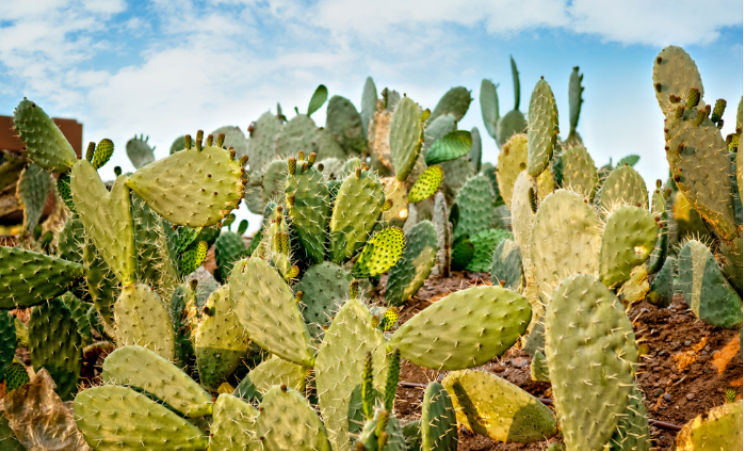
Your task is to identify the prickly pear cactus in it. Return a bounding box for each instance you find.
[126,134,156,169]
[276,115,320,159]
[286,162,329,264]
[674,400,742,451]
[242,357,306,395]
[599,165,649,212]
[490,239,524,291]
[421,382,458,451]
[453,175,494,239]
[647,256,675,308]
[385,221,437,306]
[426,131,472,165]
[16,162,50,233]
[599,206,658,288]
[326,95,366,156]
[352,227,405,278]
[13,98,78,173]
[390,97,423,181]
[608,383,651,451]
[428,87,472,124]
[527,78,559,177]
[131,192,179,295]
[114,283,176,360]
[560,145,597,199]
[210,393,260,451]
[480,79,500,140]
[0,312,16,377]
[214,229,248,283]
[497,57,528,147]
[566,66,585,145]
[408,166,443,204]
[496,134,527,210]
[652,46,704,112]
[296,261,352,338]
[466,228,513,273]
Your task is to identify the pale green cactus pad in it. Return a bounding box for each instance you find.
[242,357,307,395]
[652,46,704,113]
[13,98,78,172]
[496,134,527,211]
[527,78,558,177]
[390,96,423,181]
[385,221,437,307]
[599,165,649,213]
[599,206,658,288]
[490,239,524,291]
[560,145,597,199]
[428,87,472,124]
[257,386,332,451]
[480,79,499,140]
[211,394,260,451]
[102,346,213,418]
[608,383,651,451]
[114,284,176,361]
[442,370,557,443]
[388,286,531,370]
[674,400,742,451]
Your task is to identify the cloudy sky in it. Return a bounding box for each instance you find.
[0,0,742,230]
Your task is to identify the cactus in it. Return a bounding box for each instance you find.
[369,109,394,172]
[442,370,557,443]
[213,228,248,283]
[560,145,597,199]
[433,192,452,277]
[13,98,78,173]
[497,57,528,147]
[529,350,550,382]
[466,228,513,273]
[382,177,409,227]
[599,165,649,212]
[131,192,179,296]
[420,382,458,451]
[388,286,531,370]
[599,206,658,288]
[361,77,378,139]
[353,227,405,278]
[241,357,306,395]
[114,283,176,360]
[296,261,352,338]
[490,239,524,290]
[496,134,527,210]
[326,95,366,156]
[249,111,284,174]
[609,383,650,451]
[102,346,213,418]
[16,162,50,233]
[479,79,500,140]
[566,67,585,146]
[527,78,559,177]
[674,400,742,450]
[545,275,638,451]
[385,221,437,306]
[211,125,248,159]
[389,96,423,181]
[425,131,472,165]
[210,394,260,451]
[427,87,472,124]
[83,240,118,326]
[452,174,494,239]
[74,385,209,451]
[286,161,329,264]
[0,246,84,309]
[307,84,329,116]
[276,114,320,159]
[59,291,93,345]
[0,312,16,377]
[3,362,30,392]
[647,187,669,274]
[647,256,675,308]
[124,134,154,169]
[652,46,704,113]
[469,127,482,172]
[450,234,474,271]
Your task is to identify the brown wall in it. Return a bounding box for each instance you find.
[0,115,83,157]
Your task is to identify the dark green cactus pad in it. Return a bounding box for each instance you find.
[74,385,209,451]
[170,282,196,370]
[648,188,669,274]
[214,230,248,283]
[58,212,85,264]
[599,165,649,212]
[296,261,352,339]
[678,240,742,329]
[348,383,382,435]
[466,228,513,273]
[16,162,50,233]
[496,133,527,210]
[386,221,437,307]
[0,311,16,377]
[389,96,422,181]
[0,246,84,309]
[421,382,458,451]
[242,357,306,396]
[58,292,92,346]
[529,350,550,382]
[442,370,557,443]
[276,114,320,159]
[3,363,29,393]
[440,157,474,201]
[211,394,260,451]
[402,420,422,451]
[428,87,472,124]
[326,95,366,156]
[125,134,155,169]
[527,78,558,177]
[257,386,332,451]
[29,298,82,401]
[315,299,388,451]
[12,98,77,173]
[211,125,248,159]
[423,115,455,154]
[647,256,675,308]
[479,79,500,140]
[249,111,283,173]
[195,286,250,390]
[545,275,638,451]
[170,135,186,154]
[83,240,118,326]
[102,346,213,418]
[91,138,114,169]
[361,77,378,139]
[599,206,658,288]
[357,409,406,451]
[490,239,524,291]
[229,258,315,366]
[497,109,528,148]
[425,131,472,166]
[389,286,531,370]
[131,192,179,295]
[469,127,482,172]
[56,171,75,212]
[567,66,585,144]
[261,159,289,206]
[450,235,474,271]
[352,227,405,278]
[286,165,330,265]
[675,400,743,450]
[453,174,494,239]
[560,145,597,199]
[114,283,176,360]
[652,46,704,113]
[608,383,651,451]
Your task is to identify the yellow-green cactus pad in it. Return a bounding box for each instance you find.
[560,145,598,199]
[675,400,742,451]
[496,134,528,210]
[211,394,260,451]
[390,97,423,181]
[13,98,77,173]
[114,284,176,361]
[242,357,306,395]
[408,166,444,203]
[526,79,558,177]
[599,165,649,213]
[257,386,332,451]
[352,227,405,278]
[599,206,658,288]
[652,46,704,113]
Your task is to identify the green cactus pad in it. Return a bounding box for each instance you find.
[16,163,50,233]
[545,275,638,451]
[83,240,118,326]
[466,228,513,273]
[389,286,531,370]
[243,357,306,394]
[382,177,409,227]
[214,230,248,283]
[326,95,366,156]
[440,157,473,200]
[114,283,176,360]
[560,145,598,199]
[56,171,75,212]
[59,291,93,345]
[361,77,378,139]
[211,394,260,451]
[453,174,494,239]
[102,345,213,418]
[0,311,16,377]
[229,257,315,366]
[249,111,283,172]
[131,192,179,297]
[678,240,742,329]
[212,125,248,159]
[286,165,329,264]
[357,408,406,451]
[527,79,558,177]
[647,256,675,308]
[257,385,331,451]
[511,171,536,286]
[390,97,423,181]
[490,239,524,291]
[469,127,482,172]
[385,221,437,307]
[276,114,320,159]
[12,98,77,172]
[421,382,458,451]
[442,370,557,443]
[3,363,29,393]
[652,46,704,113]
[529,350,550,382]
[127,141,244,227]
[647,189,669,274]
[480,79,500,140]
[29,297,82,400]
[296,261,352,339]
[608,383,651,451]
[496,134,527,210]
[618,263,651,307]
[71,160,136,285]
[674,400,742,451]
[599,165,649,212]
[315,299,388,451]
[425,131,472,166]
[352,227,405,278]
[423,115,456,154]
[433,192,451,276]
[74,385,209,451]
[567,67,585,143]
[125,135,156,169]
[0,246,84,309]
[531,190,602,307]
[428,87,472,124]
[450,235,474,271]
[330,169,385,262]
[195,286,250,389]
[599,206,658,288]
[497,110,528,148]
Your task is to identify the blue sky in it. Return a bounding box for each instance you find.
[0,0,742,231]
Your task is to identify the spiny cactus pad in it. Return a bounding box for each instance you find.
[560,145,597,199]
[13,98,78,173]
[131,192,179,296]
[3,363,29,393]
[126,135,156,169]
[421,382,458,451]
[442,370,557,443]
[83,240,118,326]
[242,357,306,395]
[390,96,423,181]
[496,134,528,210]
[16,162,50,233]
[408,166,444,203]
[599,206,658,288]
[102,346,213,418]
[210,394,260,451]
[286,164,329,264]
[71,161,136,285]
[647,256,675,308]
[652,46,704,113]
[229,257,315,366]
[257,385,332,451]
[599,165,649,212]
[490,239,524,291]
[126,141,244,227]
[0,311,16,377]
[352,227,405,278]
[296,261,352,339]
[527,79,558,177]
[74,385,209,451]
[276,114,320,159]
[425,131,472,166]
[608,383,651,451]
[114,284,176,360]
[388,286,531,370]
[213,230,248,283]
[385,221,437,307]
[466,228,513,273]
[429,87,472,124]
[249,111,283,173]
[674,400,742,451]
[453,174,494,239]
[545,275,638,451]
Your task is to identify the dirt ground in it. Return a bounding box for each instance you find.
[386,271,743,451]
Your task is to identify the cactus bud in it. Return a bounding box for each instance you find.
[184,134,192,150]
[382,199,392,212]
[196,130,204,151]
[301,161,308,173]
[675,104,685,119]
[288,157,297,176]
[229,148,236,160]
[384,349,401,411]
[298,150,305,161]
[206,134,214,147]
[382,307,399,331]
[375,410,390,439]
[656,179,662,188]
[308,152,317,166]
[216,132,225,147]
[350,279,359,300]
[91,138,114,169]
[33,224,42,241]
[317,163,324,172]
[695,109,707,126]
[371,315,380,329]
[237,219,249,235]
[248,121,255,134]
[280,384,287,393]
[711,99,727,123]
[669,94,679,104]
[280,232,290,254]
[295,291,304,303]
[288,265,299,279]
[85,142,95,162]
[355,167,362,178]
[686,87,700,109]
[239,155,248,167]
[287,193,295,208]
[654,82,662,93]
[717,119,724,129]
[113,166,122,177]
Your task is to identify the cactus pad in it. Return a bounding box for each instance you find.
[609,383,651,451]
[326,95,366,155]
[652,46,704,113]
[480,79,500,140]
[3,363,29,393]
[425,131,472,165]
[249,111,283,172]
[382,177,409,227]
[296,261,352,339]
[114,284,176,360]
[214,230,248,283]
[647,256,675,308]
[599,206,658,288]
[12,99,77,172]
[385,221,437,307]
[258,385,331,451]
[16,163,50,233]
[243,357,306,394]
[450,235,474,271]
[210,394,260,451]
[490,239,524,291]
[674,400,742,451]
[126,135,156,169]
[352,227,405,278]
[599,165,649,212]
[421,382,458,451]
[527,79,558,177]
[428,87,472,124]
[276,114,320,159]
[408,166,443,203]
[496,134,528,210]
[466,228,513,273]
[453,175,494,239]
[0,312,16,377]
[286,164,329,264]
[390,97,423,181]
[560,145,597,199]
